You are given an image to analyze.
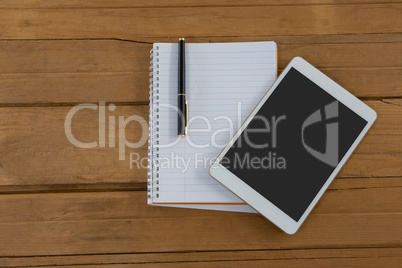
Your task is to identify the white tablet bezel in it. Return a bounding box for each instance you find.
[209,57,377,234]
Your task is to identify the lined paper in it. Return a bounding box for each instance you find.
[152,42,277,204]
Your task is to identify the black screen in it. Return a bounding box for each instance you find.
[223,68,367,221]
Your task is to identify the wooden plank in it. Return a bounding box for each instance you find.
[43,257,401,268]
[339,100,402,177]
[1,68,399,105]
[0,40,151,74]
[1,247,401,267]
[0,1,399,265]
[331,177,402,190]
[0,177,400,222]
[2,0,402,9]
[0,4,401,39]
[0,105,149,186]
[0,179,399,259]
[0,191,399,256]
[278,43,402,69]
[310,68,402,98]
[0,39,400,105]
[114,33,402,44]
[53,257,399,267]
[0,175,399,194]
[0,72,150,104]
[1,40,399,74]
[0,99,400,187]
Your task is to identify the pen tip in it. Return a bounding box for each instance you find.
[179,38,185,41]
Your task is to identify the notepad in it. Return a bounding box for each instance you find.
[148,41,277,212]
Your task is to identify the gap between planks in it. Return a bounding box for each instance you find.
[0,176,400,195]
[1,32,402,44]
[0,247,401,267]
[0,97,399,108]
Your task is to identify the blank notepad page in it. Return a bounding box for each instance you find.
[153,41,277,203]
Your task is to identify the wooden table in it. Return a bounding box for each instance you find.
[0,1,401,267]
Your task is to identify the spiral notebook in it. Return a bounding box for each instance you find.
[148,41,277,212]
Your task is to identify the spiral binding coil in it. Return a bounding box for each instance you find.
[147,46,161,202]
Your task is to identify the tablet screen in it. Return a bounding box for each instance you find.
[222,67,368,221]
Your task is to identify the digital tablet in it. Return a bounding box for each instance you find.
[209,57,377,234]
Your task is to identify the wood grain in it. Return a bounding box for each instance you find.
[108,32,402,44]
[50,257,397,267]
[0,178,399,257]
[0,4,401,39]
[1,248,401,267]
[0,213,391,254]
[0,40,151,74]
[0,100,400,187]
[0,177,399,222]
[0,72,150,105]
[2,0,402,9]
[1,39,400,73]
[0,38,401,105]
[0,106,149,186]
[1,68,399,105]
[0,0,401,266]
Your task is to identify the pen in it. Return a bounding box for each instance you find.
[178,38,187,136]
